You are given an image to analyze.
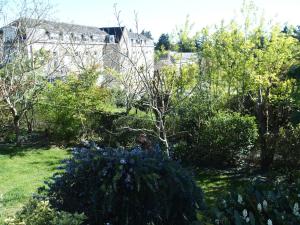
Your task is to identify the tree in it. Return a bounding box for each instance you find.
[141,30,153,39]
[155,33,171,51]
[0,0,59,144]
[175,15,197,52]
[198,3,299,170]
[39,68,109,142]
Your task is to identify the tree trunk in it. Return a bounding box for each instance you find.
[13,116,21,146]
[25,112,33,133]
[257,88,274,171]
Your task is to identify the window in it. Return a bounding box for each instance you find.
[45,31,50,39]
[131,39,134,44]
[81,34,87,41]
[70,33,75,41]
[90,35,94,41]
[59,32,63,41]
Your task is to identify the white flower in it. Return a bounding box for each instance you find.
[215,219,220,225]
[293,202,300,216]
[120,159,126,164]
[263,200,268,210]
[257,203,262,212]
[242,209,248,218]
[238,194,243,204]
[245,217,250,223]
[267,219,273,225]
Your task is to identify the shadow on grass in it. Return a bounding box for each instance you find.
[28,159,64,169]
[0,144,52,157]
[196,169,251,205]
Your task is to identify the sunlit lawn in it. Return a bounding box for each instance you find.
[0,146,69,222]
[0,145,251,223]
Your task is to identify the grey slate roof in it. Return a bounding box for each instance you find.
[99,27,125,43]
[10,18,108,36]
[128,31,149,40]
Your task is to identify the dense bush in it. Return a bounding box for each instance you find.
[204,179,300,225]
[41,144,205,225]
[275,124,300,168]
[5,198,85,225]
[38,69,111,143]
[175,112,258,167]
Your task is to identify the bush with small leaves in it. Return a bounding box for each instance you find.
[40,144,205,225]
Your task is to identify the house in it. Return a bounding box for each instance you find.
[0,18,155,82]
[155,51,198,70]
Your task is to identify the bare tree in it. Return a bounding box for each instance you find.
[0,0,62,144]
[108,6,198,156]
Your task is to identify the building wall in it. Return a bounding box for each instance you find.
[0,20,155,84]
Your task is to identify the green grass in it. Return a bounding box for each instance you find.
[0,146,69,221]
[196,169,250,205]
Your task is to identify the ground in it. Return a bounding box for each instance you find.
[0,146,251,223]
[0,146,69,222]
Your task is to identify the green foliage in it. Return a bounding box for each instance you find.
[176,15,197,52]
[155,33,171,51]
[200,112,258,166]
[38,68,110,142]
[275,124,300,168]
[41,145,205,225]
[204,179,300,225]
[5,198,85,225]
[111,112,155,147]
[197,5,300,169]
[174,112,258,167]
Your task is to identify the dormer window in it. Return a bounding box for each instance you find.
[45,30,50,39]
[81,34,87,41]
[59,32,63,40]
[70,33,75,40]
[90,35,94,41]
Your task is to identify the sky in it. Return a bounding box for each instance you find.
[9,0,300,41]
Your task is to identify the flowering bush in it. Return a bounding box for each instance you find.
[40,143,205,225]
[205,179,300,225]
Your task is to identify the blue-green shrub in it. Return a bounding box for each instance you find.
[41,144,205,225]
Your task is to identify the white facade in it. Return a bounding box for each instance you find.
[0,18,155,83]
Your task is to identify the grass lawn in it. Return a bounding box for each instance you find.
[0,145,252,223]
[0,146,69,222]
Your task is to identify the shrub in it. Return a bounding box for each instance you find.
[201,112,258,166]
[204,179,300,225]
[175,112,258,167]
[5,198,86,225]
[275,124,300,168]
[38,69,110,143]
[41,144,205,225]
